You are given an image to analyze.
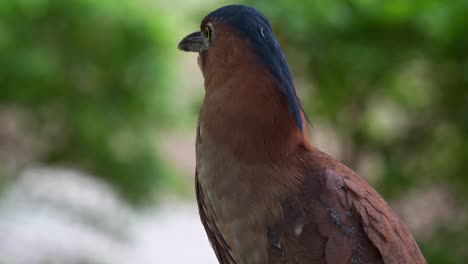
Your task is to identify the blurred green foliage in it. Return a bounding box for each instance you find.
[246,0,468,262]
[0,0,173,203]
[1,0,466,260]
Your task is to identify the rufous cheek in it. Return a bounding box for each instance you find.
[197,54,202,71]
[198,51,210,77]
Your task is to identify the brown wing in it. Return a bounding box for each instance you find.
[195,171,235,264]
[339,169,427,264]
[267,151,426,264]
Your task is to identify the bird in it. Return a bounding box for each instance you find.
[178,4,427,264]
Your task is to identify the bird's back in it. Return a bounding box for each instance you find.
[266,147,426,264]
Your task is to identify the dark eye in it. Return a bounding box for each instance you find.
[203,25,211,41]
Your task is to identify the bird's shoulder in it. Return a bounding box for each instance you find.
[267,147,426,264]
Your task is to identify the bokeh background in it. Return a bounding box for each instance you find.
[0,0,467,263]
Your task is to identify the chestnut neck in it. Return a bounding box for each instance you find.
[198,27,309,163]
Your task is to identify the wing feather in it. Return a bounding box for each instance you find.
[267,150,426,264]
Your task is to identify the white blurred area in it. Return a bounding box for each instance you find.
[0,167,217,264]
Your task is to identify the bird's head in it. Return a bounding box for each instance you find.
[178,5,308,130]
[177,5,273,71]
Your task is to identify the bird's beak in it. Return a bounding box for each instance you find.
[178,31,208,53]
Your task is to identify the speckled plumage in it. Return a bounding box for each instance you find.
[179,5,426,264]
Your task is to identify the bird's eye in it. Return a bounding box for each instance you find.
[203,26,211,41]
[203,23,213,42]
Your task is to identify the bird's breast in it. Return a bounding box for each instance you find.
[196,120,295,263]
